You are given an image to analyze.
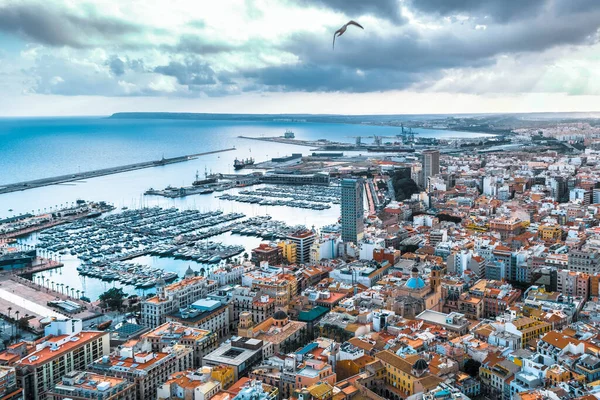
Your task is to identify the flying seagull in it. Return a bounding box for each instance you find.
[333,20,364,49]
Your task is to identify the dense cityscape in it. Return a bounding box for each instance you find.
[0,117,600,400]
[2,0,600,399]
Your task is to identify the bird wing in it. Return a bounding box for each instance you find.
[347,20,364,29]
[333,28,343,49]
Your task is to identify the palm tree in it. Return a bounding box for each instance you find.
[76,289,80,299]
[51,282,55,292]
[7,307,12,320]
[71,288,75,298]
[65,286,70,298]
[45,278,49,289]
[14,311,19,338]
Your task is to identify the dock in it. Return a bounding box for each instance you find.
[238,136,414,152]
[0,148,235,195]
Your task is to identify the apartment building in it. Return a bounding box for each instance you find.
[141,322,218,368]
[166,299,230,339]
[88,345,193,400]
[46,371,135,400]
[141,271,218,327]
[15,319,110,400]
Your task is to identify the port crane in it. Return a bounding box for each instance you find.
[349,129,415,146]
[399,124,415,144]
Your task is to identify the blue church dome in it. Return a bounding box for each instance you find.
[405,276,426,290]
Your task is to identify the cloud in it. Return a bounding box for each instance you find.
[409,0,600,23]
[0,3,142,48]
[4,0,600,100]
[106,56,147,76]
[298,0,404,22]
[257,2,600,92]
[246,63,424,92]
[169,35,241,55]
[408,0,548,23]
[154,60,217,86]
[107,56,125,76]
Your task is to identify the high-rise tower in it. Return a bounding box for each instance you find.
[422,150,440,181]
[341,178,364,243]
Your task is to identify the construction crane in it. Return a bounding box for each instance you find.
[399,124,416,144]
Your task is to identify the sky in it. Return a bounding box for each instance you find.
[0,0,600,116]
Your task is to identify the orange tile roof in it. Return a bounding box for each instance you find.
[540,331,580,350]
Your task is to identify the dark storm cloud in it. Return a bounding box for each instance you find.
[409,0,600,23]
[12,0,600,97]
[154,60,217,86]
[246,63,424,92]
[247,1,600,93]
[299,0,404,22]
[0,4,141,47]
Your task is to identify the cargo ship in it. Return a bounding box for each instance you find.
[234,158,255,170]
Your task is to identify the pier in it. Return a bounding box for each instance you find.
[238,136,414,152]
[0,148,235,195]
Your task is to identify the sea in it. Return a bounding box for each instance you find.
[0,117,492,300]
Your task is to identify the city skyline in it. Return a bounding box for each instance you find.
[1,0,600,116]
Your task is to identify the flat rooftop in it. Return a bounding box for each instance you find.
[203,342,261,366]
[18,331,106,366]
[416,310,466,329]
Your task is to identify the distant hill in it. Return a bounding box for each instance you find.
[108,112,428,124]
[108,111,600,132]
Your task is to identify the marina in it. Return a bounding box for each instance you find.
[0,201,114,239]
[76,262,179,289]
[216,184,340,210]
[216,193,332,209]
[34,208,247,265]
[0,119,475,303]
[23,203,318,294]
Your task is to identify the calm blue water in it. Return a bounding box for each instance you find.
[0,117,491,300]
[0,117,490,185]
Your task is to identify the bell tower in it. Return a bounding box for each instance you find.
[237,312,254,338]
[430,264,441,291]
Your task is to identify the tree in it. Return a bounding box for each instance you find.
[99,288,128,311]
[437,214,462,224]
[390,168,420,201]
[18,317,29,331]
[464,358,481,377]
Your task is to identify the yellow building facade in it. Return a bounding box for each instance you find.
[278,240,297,264]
